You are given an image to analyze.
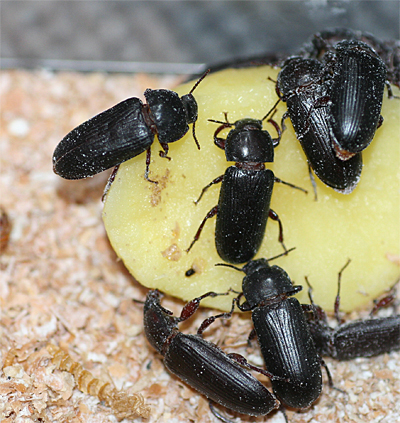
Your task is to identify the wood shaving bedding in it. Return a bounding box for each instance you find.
[0,69,399,423]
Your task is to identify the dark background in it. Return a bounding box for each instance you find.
[1,1,399,74]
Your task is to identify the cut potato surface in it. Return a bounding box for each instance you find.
[103,66,400,312]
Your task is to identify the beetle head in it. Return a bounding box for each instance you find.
[278,57,324,96]
[143,290,178,355]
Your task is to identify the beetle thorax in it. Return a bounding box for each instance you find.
[242,264,295,308]
[225,124,274,163]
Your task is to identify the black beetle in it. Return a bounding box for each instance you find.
[323,40,387,160]
[186,110,306,264]
[53,70,209,182]
[143,289,281,417]
[305,260,400,360]
[227,259,323,409]
[300,27,400,89]
[277,57,363,194]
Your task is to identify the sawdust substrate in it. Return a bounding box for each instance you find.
[0,69,399,423]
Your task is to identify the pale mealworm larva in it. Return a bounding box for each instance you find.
[2,343,150,419]
[46,343,151,419]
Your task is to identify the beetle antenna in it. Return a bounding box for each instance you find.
[208,118,232,125]
[261,98,281,122]
[266,247,296,262]
[334,258,351,323]
[215,263,243,272]
[192,121,200,150]
[215,247,296,272]
[209,111,232,127]
[189,69,210,94]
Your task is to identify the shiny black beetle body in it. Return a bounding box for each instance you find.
[306,262,400,360]
[308,314,400,360]
[277,57,363,193]
[212,118,277,264]
[300,27,400,88]
[53,72,208,181]
[143,289,280,417]
[236,259,322,409]
[325,40,386,159]
[187,115,304,264]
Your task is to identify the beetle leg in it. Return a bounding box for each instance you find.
[195,175,224,204]
[269,76,280,98]
[377,114,384,129]
[246,328,258,348]
[334,259,351,324]
[267,117,282,147]
[301,303,314,319]
[211,117,232,150]
[370,277,399,316]
[279,405,289,423]
[186,206,218,253]
[268,209,287,254]
[280,111,289,133]
[227,352,287,382]
[385,80,397,99]
[178,290,230,323]
[321,359,347,395]
[159,142,171,160]
[197,295,235,336]
[304,275,315,304]
[370,293,395,316]
[144,148,158,184]
[320,359,334,387]
[274,176,308,194]
[307,164,318,201]
[102,165,120,202]
[298,94,330,137]
[303,276,328,323]
[208,401,236,423]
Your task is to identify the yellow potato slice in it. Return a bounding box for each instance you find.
[103,66,400,312]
